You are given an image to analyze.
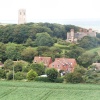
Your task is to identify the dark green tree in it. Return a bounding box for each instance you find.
[30,63,45,76]
[46,68,58,82]
[35,32,54,46]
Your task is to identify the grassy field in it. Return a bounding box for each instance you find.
[86,46,100,55]
[0,81,100,100]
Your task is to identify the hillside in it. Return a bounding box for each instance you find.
[86,46,100,55]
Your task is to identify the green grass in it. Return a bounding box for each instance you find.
[86,46,100,55]
[0,81,100,100]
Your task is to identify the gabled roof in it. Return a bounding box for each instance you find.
[33,56,52,66]
[49,58,77,72]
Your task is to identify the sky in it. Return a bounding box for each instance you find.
[0,0,100,31]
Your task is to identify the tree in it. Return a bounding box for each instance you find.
[5,43,23,60]
[14,62,23,72]
[4,59,14,70]
[21,47,37,62]
[35,32,54,46]
[0,69,6,79]
[27,69,38,80]
[65,72,83,83]
[46,68,58,82]
[65,47,85,60]
[77,52,100,67]
[78,36,99,49]
[30,63,45,76]
[0,42,6,62]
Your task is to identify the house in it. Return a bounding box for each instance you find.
[92,63,100,71]
[33,56,52,67]
[49,58,77,73]
[0,61,4,69]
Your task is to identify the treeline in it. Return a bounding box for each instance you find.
[0,23,80,43]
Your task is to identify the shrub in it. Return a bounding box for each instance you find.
[6,71,13,80]
[15,72,26,80]
[34,77,50,82]
[46,68,58,82]
[65,72,83,83]
[27,69,38,80]
[30,63,45,76]
[54,77,64,83]
[0,69,6,79]
[14,63,22,72]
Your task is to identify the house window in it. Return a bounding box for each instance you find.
[52,64,54,67]
[58,65,60,68]
[34,60,37,63]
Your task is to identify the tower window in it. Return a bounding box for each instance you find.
[20,12,21,15]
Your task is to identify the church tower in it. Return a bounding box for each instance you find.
[18,9,26,24]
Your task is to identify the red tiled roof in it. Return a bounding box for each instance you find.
[49,58,77,72]
[33,56,52,67]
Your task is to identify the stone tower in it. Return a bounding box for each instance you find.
[18,9,26,24]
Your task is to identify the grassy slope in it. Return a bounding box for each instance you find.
[86,46,100,55]
[0,81,100,100]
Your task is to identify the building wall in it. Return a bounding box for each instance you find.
[18,9,26,24]
[67,28,96,42]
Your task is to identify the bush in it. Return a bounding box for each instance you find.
[15,72,26,80]
[0,69,6,79]
[54,77,64,83]
[34,77,50,82]
[30,63,45,76]
[6,72,13,80]
[65,72,84,83]
[14,63,22,72]
[27,69,38,80]
[46,68,58,82]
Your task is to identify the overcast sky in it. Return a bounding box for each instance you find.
[0,0,100,31]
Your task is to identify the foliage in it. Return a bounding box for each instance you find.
[54,77,64,83]
[57,38,67,45]
[30,63,45,76]
[65,72,84,83]
[77,52,100,67]
[5,43,24,60]
[46,68,58,82]
[34,77,50,82]
[0,69,6,79]
[0,42,6,62]
[4,59,14,70]
[78,36,99,49]
[83,65,100,83]
[35,32,54,46]
[6,71,13,80]
[13,62,23,72]
[65,47,85,60]
[21,47,37,62]
[15,72,26,80]
[27,69,38,80]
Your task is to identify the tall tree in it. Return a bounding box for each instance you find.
[35,32,54,46]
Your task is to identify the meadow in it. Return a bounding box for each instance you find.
[86,46,100,55]
[0,81,100,100]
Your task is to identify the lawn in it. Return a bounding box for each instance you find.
[0,81,100,100]
[86,46,100,55]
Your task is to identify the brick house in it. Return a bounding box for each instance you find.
[49,58,77,72]
[33,56,52,67]
[0,61,4,69]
